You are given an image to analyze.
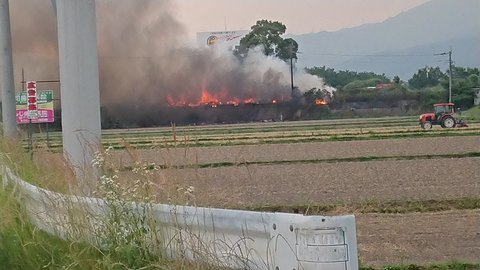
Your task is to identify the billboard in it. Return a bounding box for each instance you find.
[197,30,248,51]
[16,90,55,124]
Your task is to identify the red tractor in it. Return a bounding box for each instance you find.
[419,103,468,130]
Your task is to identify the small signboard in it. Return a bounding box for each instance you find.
[16,90,55,124]
[26,81,38,120]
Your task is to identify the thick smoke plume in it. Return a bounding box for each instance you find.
[10,0,58,90]
[10,0,327,124]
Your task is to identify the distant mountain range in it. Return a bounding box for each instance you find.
[292,0,480,80]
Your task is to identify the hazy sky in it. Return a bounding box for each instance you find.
[176,0,430,38]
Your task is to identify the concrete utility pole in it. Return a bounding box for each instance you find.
[437,49,453,103]
[289,42,295,97]
[54,0,101,180]
[0,0,18,138]
[448,49,453,103]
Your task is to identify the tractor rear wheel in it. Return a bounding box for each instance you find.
[422,121,432,130]
[441,116,456,128]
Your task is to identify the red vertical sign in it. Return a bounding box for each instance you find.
[26,81,38,120]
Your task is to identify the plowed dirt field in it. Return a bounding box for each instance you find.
[118,135,480,266]
[113,136,480,166]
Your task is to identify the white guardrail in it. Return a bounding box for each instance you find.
[2,165,358,270]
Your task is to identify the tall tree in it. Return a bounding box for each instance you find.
[235,20,298,62]
[440,66,480,108]
[408,66,446,89]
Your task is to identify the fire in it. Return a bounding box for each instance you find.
[315,98,329,106]
[226,99,241,106]
[200,89,219,105]
[243,98,256,104]
[167,84,262,107]
[167,90,259,107]
[166,81,288,107]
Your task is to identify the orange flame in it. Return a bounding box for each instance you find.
[165,80,290,107]
[243,98,256,104]
[200,88,219,105]
[166,82,268,107]
[315,98,329,106]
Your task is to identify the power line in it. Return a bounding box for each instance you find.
[296,51,441,57]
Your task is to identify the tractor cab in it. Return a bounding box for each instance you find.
[434,103,455,119]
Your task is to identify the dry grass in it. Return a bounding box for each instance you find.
[0,139,76,193]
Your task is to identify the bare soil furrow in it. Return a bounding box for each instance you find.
[356,210,480,266]
[131,157,480,208]
[111,136,480,167]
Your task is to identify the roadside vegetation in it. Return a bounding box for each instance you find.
[0,141,217,270]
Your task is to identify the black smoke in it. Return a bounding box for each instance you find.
[10,0,326,127]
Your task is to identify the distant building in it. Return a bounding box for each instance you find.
[474,88,480,106]
[375,83,395,89]
[197,30,248,52]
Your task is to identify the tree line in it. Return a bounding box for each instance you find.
[238,20,479,111]
[306,65,479,110]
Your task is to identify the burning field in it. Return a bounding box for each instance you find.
[105,101,298,127]
[10,0,330,127]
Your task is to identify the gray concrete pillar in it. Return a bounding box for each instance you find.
[0,0,18,138]
[55,0,101,180]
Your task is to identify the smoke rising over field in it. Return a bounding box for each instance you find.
[10,0,326,124]
[10,0,59,88]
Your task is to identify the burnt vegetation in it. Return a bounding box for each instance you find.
[98,65,478,129]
